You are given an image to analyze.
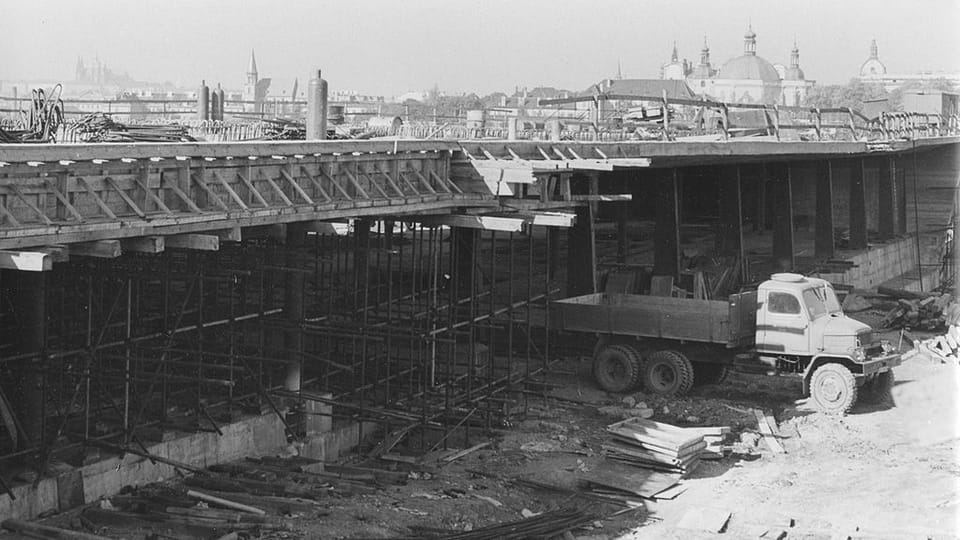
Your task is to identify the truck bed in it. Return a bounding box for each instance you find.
[551,293,754,346]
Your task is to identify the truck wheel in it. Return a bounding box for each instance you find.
[861,370,894,405]
[692,362,729,386]
[593,345,641,393]
[810,363,858,414]
[642,350,694,396]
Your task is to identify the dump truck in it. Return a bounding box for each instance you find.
[551,273,901,414]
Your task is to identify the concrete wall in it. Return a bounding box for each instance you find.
[0,401,379,522]
[816,235,925,289]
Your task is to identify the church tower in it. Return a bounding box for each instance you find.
[243,49,259,103]
[743,25,757,56]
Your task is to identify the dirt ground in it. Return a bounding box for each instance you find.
[19,316,960,540]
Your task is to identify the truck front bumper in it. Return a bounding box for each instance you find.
[858,352,902,377]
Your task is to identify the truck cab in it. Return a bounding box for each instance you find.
[755,273,901,413]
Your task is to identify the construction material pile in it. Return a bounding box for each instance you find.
[915,301,960,363]
[402,508,596,539]
[880,288,954,331]
[69,113,196,143]
[0,85,64,143]
[602,418,729,475]
[259,117,307,140]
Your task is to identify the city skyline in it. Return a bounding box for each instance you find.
[1,0,959,97]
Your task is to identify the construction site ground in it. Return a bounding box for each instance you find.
[19,315,960,540]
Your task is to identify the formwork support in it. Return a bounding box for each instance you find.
[566,204,596,297]
[7,271,46,450]
[849,158,868,250]
[284,223,308,393]
[815,160,835,259]
[877,156,896,241]
[717,165,743,259]
[770,163,795,269]
[895,157,908,235]
[654,169,681,279]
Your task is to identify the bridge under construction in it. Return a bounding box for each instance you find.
[0,129,957,520]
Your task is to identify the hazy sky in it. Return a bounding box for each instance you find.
[2,0,959,97]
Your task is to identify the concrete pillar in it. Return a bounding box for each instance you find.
[307,70,328,140]
[849,158,868,250]
[895,157,908,235]
[616,202,629,263]
[8,271,45,449]
[717,165,743,259]
[354,219,370,307]
[547,119,561,142]
[815,160,835,259]
[548,228,560,280]
[566,203,597,296]
[283,223,307,392]
[771,163,795,269]
[507,117,518,140]
[755,172,767,232]
[877,157,895,241]
[453,227,478,299]
[653,169,681,279]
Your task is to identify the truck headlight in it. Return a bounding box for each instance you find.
[881,340,895,353]
[849,346,866,362]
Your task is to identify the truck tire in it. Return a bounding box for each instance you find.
[593,345,642,393]
[810,363,858,414]
[860,370,894,405]
[642,350,694,396]
[692,362,730,386]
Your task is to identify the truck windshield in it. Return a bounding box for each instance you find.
[802,286,841,319]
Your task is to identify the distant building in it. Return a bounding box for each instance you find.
[242,50,271,112]
[903,89,960,117]
[856,39,960,91]
[74,56,133,85]
[672,26,815,106]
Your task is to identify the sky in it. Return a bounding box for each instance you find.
[1,0,959,98]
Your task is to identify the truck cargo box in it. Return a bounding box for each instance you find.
[551,292,757,347]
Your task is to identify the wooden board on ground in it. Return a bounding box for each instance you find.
[676,506,732,532]
[582,460,679,498]
[753,409,786,454]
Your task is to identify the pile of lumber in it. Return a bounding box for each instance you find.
[603,418,729,475]
[880,289,955,330]
[917,323,960,363]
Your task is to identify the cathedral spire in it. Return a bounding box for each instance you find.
[790,38,800,68]
[671,41,679,62]
[700,36,710,66]
[869,38,878,59]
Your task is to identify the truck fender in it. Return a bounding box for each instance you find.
[802,355,857,395]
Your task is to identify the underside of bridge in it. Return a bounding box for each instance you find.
[0,137,956,518]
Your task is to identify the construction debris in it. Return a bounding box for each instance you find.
[400,507,596,540]
[917,322,960,363]
[752,409,786,454]
[0,85,64,143]
[880,290,955,330]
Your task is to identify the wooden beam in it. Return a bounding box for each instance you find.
[653,169,681,279]
[771,163,795,269]
[243,224,287,241]
[570,194,633,202]
[70,240,122,258]
[165,234,220,251]
[121,236,165,254]
[301,220,350,235]
[529,211,577,227]
[421,214,525,232]
[31,245,69,263]
[213,227,242,242]
[0,250,52,271]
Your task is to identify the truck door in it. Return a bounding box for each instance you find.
[757,290,810,354]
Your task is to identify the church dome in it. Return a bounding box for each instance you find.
[785,66,805,81]
[718,54,781,82]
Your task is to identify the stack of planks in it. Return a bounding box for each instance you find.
[604,418,729,475]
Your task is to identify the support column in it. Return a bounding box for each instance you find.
[353,219,371,312]
[755,172,767,232]
[717,165,743,259]
[815,160,835,259]
[9,271,45,449]
[849,158,868,250]
[895,157,908,235]
[566,204,597,296]
[284,223,307,392]
[653,169,681,279]
[453,227,479,299]
[771,163,795,269]
[548,228,560,279]
[616,202,629,263]
[877,157,895,241]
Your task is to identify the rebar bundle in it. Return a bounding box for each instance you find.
[0,85,64,143]
[68,113,196,143]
